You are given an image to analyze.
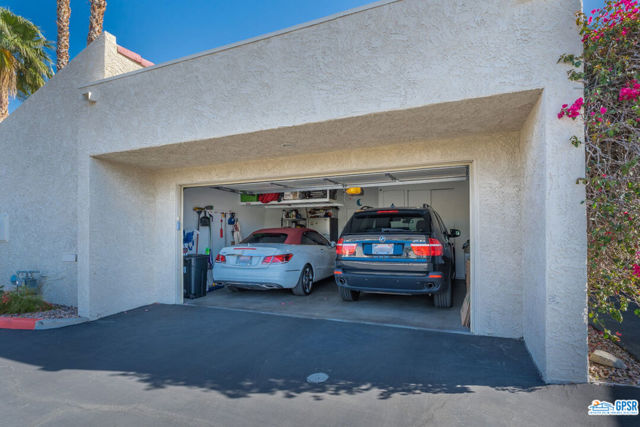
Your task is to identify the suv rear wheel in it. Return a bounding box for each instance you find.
[339,286,360,301]
[433,280,452,308]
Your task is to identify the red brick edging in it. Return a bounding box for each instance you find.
[0,317,42,330]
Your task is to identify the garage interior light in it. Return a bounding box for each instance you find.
[345,187,363,195]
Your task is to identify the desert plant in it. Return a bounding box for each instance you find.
[0,287,53,315]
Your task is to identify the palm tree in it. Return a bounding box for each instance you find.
[56,0,71,71]
[87,0,107,45]
[0,8,54,122]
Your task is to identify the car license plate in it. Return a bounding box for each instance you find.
[372,243,394,255]
[237,256,252,265]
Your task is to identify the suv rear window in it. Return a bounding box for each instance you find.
[242,233,289,244]
[345,211,430,234]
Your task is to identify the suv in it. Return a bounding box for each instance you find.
[334,206,460,308]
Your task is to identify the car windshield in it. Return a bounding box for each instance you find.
[241,233,289,244]
[346,211,429,234]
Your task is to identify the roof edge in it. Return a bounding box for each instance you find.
[116,45,154,68]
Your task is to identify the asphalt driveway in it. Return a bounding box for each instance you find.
[0,304,638,426]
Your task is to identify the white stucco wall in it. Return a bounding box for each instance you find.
[1,0,586,383]
[79,0,581,158]
[0,33,143,306]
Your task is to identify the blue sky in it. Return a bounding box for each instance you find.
[3,0,606,113]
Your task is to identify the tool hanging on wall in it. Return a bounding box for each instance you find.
[232,216,242,244]
[220,212,225,239]
[193,207,204,253]
[204,206,214,267]
[227,212,236,225]
[227,212,237,244]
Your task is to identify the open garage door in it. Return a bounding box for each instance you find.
[180,166,471,332]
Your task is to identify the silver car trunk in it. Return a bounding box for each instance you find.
[220,244,287,268]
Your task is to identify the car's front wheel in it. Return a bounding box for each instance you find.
[292,264,314,296]
[339,286,360,301]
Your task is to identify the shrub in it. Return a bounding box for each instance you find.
[558,0,640,340]
[0,286,53,315]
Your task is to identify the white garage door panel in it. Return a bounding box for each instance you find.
[380,189,405,207]
[431,188,468,279]
[408,190,430,208]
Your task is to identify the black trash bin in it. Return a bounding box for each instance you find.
[183,255,209,299]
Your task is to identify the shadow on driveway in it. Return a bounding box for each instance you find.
[0,304,544,400]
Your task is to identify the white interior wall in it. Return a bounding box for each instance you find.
[182,187,265,257]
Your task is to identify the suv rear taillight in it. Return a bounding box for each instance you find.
[215,254,226,263]
[336,238,357,256]
[262,254,293,264]
[411,238,443,257]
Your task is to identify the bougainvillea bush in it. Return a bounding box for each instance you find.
[559,0,640,340]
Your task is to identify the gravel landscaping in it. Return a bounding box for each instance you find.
[589,325,640,386]
[1,304,78,320]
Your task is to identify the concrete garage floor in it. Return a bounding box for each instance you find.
[0,305,638,427]
[187,278,468,332]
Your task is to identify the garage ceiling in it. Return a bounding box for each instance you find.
[212,166,468,194]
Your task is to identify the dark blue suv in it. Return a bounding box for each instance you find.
[334,206,460,308]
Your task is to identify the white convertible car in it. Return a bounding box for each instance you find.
[213,228,336,295]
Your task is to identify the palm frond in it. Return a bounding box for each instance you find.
[0,7,54,101]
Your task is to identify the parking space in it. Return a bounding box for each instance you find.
[187,278,467,332]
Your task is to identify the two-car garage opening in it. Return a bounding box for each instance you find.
[181,165,471,332]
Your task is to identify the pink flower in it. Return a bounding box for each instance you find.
[557,111,565,119]
[619,80,640,101]
[633,264,640,278]
[600,107,607,114]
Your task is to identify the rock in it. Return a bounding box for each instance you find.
[590,349,627,370]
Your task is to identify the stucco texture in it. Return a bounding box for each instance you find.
[0,34,142,306]
[0,0,586,383]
